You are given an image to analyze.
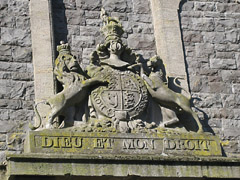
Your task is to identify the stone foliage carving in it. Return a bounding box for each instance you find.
[31,9,203,133]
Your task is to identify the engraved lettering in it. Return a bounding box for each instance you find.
[53,137,60,148]
[41,136,83,149]
[123,139,155,150]
[72,137,82,148]
[200,140,210,151]
[42,136,53,148]
[94,138,114,149]
[165,139,176,150]
[62,137,72,148]
[164,139,211,151]
[123,139,135,149]
[185,140,195,150]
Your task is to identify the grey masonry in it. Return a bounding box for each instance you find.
[0,0,239,171]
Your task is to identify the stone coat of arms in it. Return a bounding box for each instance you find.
[31,9,203,134]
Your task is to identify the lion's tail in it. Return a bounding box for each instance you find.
[29,101,46,130]
[173,77,191,99]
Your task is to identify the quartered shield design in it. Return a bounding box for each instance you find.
[91,67,148,120]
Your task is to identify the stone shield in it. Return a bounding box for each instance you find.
[90,67,148,120]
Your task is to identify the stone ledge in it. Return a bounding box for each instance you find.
[24,130,222,157]
[6,153,240,179]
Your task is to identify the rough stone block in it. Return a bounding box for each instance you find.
[215,19,236,31]
[63,0,77,10]
[85,19,102,26]
[181,1,194,11]
[0,99,22,110]
[0,142,7,150]
[85,11,100,19]
[1,27,31,46]
[232,84,240,94]
[8,0,29,16]
[72,35,95,49]
[0,72,11,79]
[65,10,84,25]
[183,31,203,43]
[102,0,128,13]
[80,26,100,36]
[191,18,215,32]
[221,70,240,83]
[210,58,237,70]
[12,46,32,63]
[24,82,35,101]
[76,0,102,10]
[67,25,80,35]
[194,2,215,11]
[0,121,16,133]
[225,30,238,43]
[221,94,240,108]
[0,80,11,99]
[189,76,210,93]
[128,34,155,50]
[209,82,232,94]
[0,110,9,121]
[222,119,240,138]
[111,12,128,21]
[0,45,11,56]
[7,133,25,151]
[82,48,95,64]
[195,43,214,58]
[12,72,34,81]
[192,93,222,108]
[129,13,152,23]
[0,15,15,28]
[16,16,30,30]
[9,109,34,122]
[132,0,150,14]
[9,81,26,99]
[203,32,226,44]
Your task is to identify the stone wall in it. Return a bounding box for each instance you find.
[0,0,239,169]
[0,0,34,163]
[180,0,240,156]
[52,0,157,69]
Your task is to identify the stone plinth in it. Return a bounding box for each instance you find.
[6,153,240,179]
[24,130,222,157]
[6,130,240,179]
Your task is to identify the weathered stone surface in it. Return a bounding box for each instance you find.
[0,45,11,56]
[132,0,150,14]
[80,26,100,36]
[0,0,34,166]
[6,153,240,179]
[7,133,25,151]
[76,0,102,10]
[194,2,215,11]
[1,27,31,46]
[65,10,84,25]
[8,0,29,16]
[0,121,16,133]
[16,16,30,30]
[221,70,240,83]
[128,34,155,50]
[195,43,214,58]
[102,0,129,13]
[12,46,32,63]
[72,35,95,49]
[25,130,222,156]
[210,58,237,70]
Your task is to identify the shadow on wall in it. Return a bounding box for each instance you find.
[51,0,68,93]
[178,0,216,136]
[51,0,68,55]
